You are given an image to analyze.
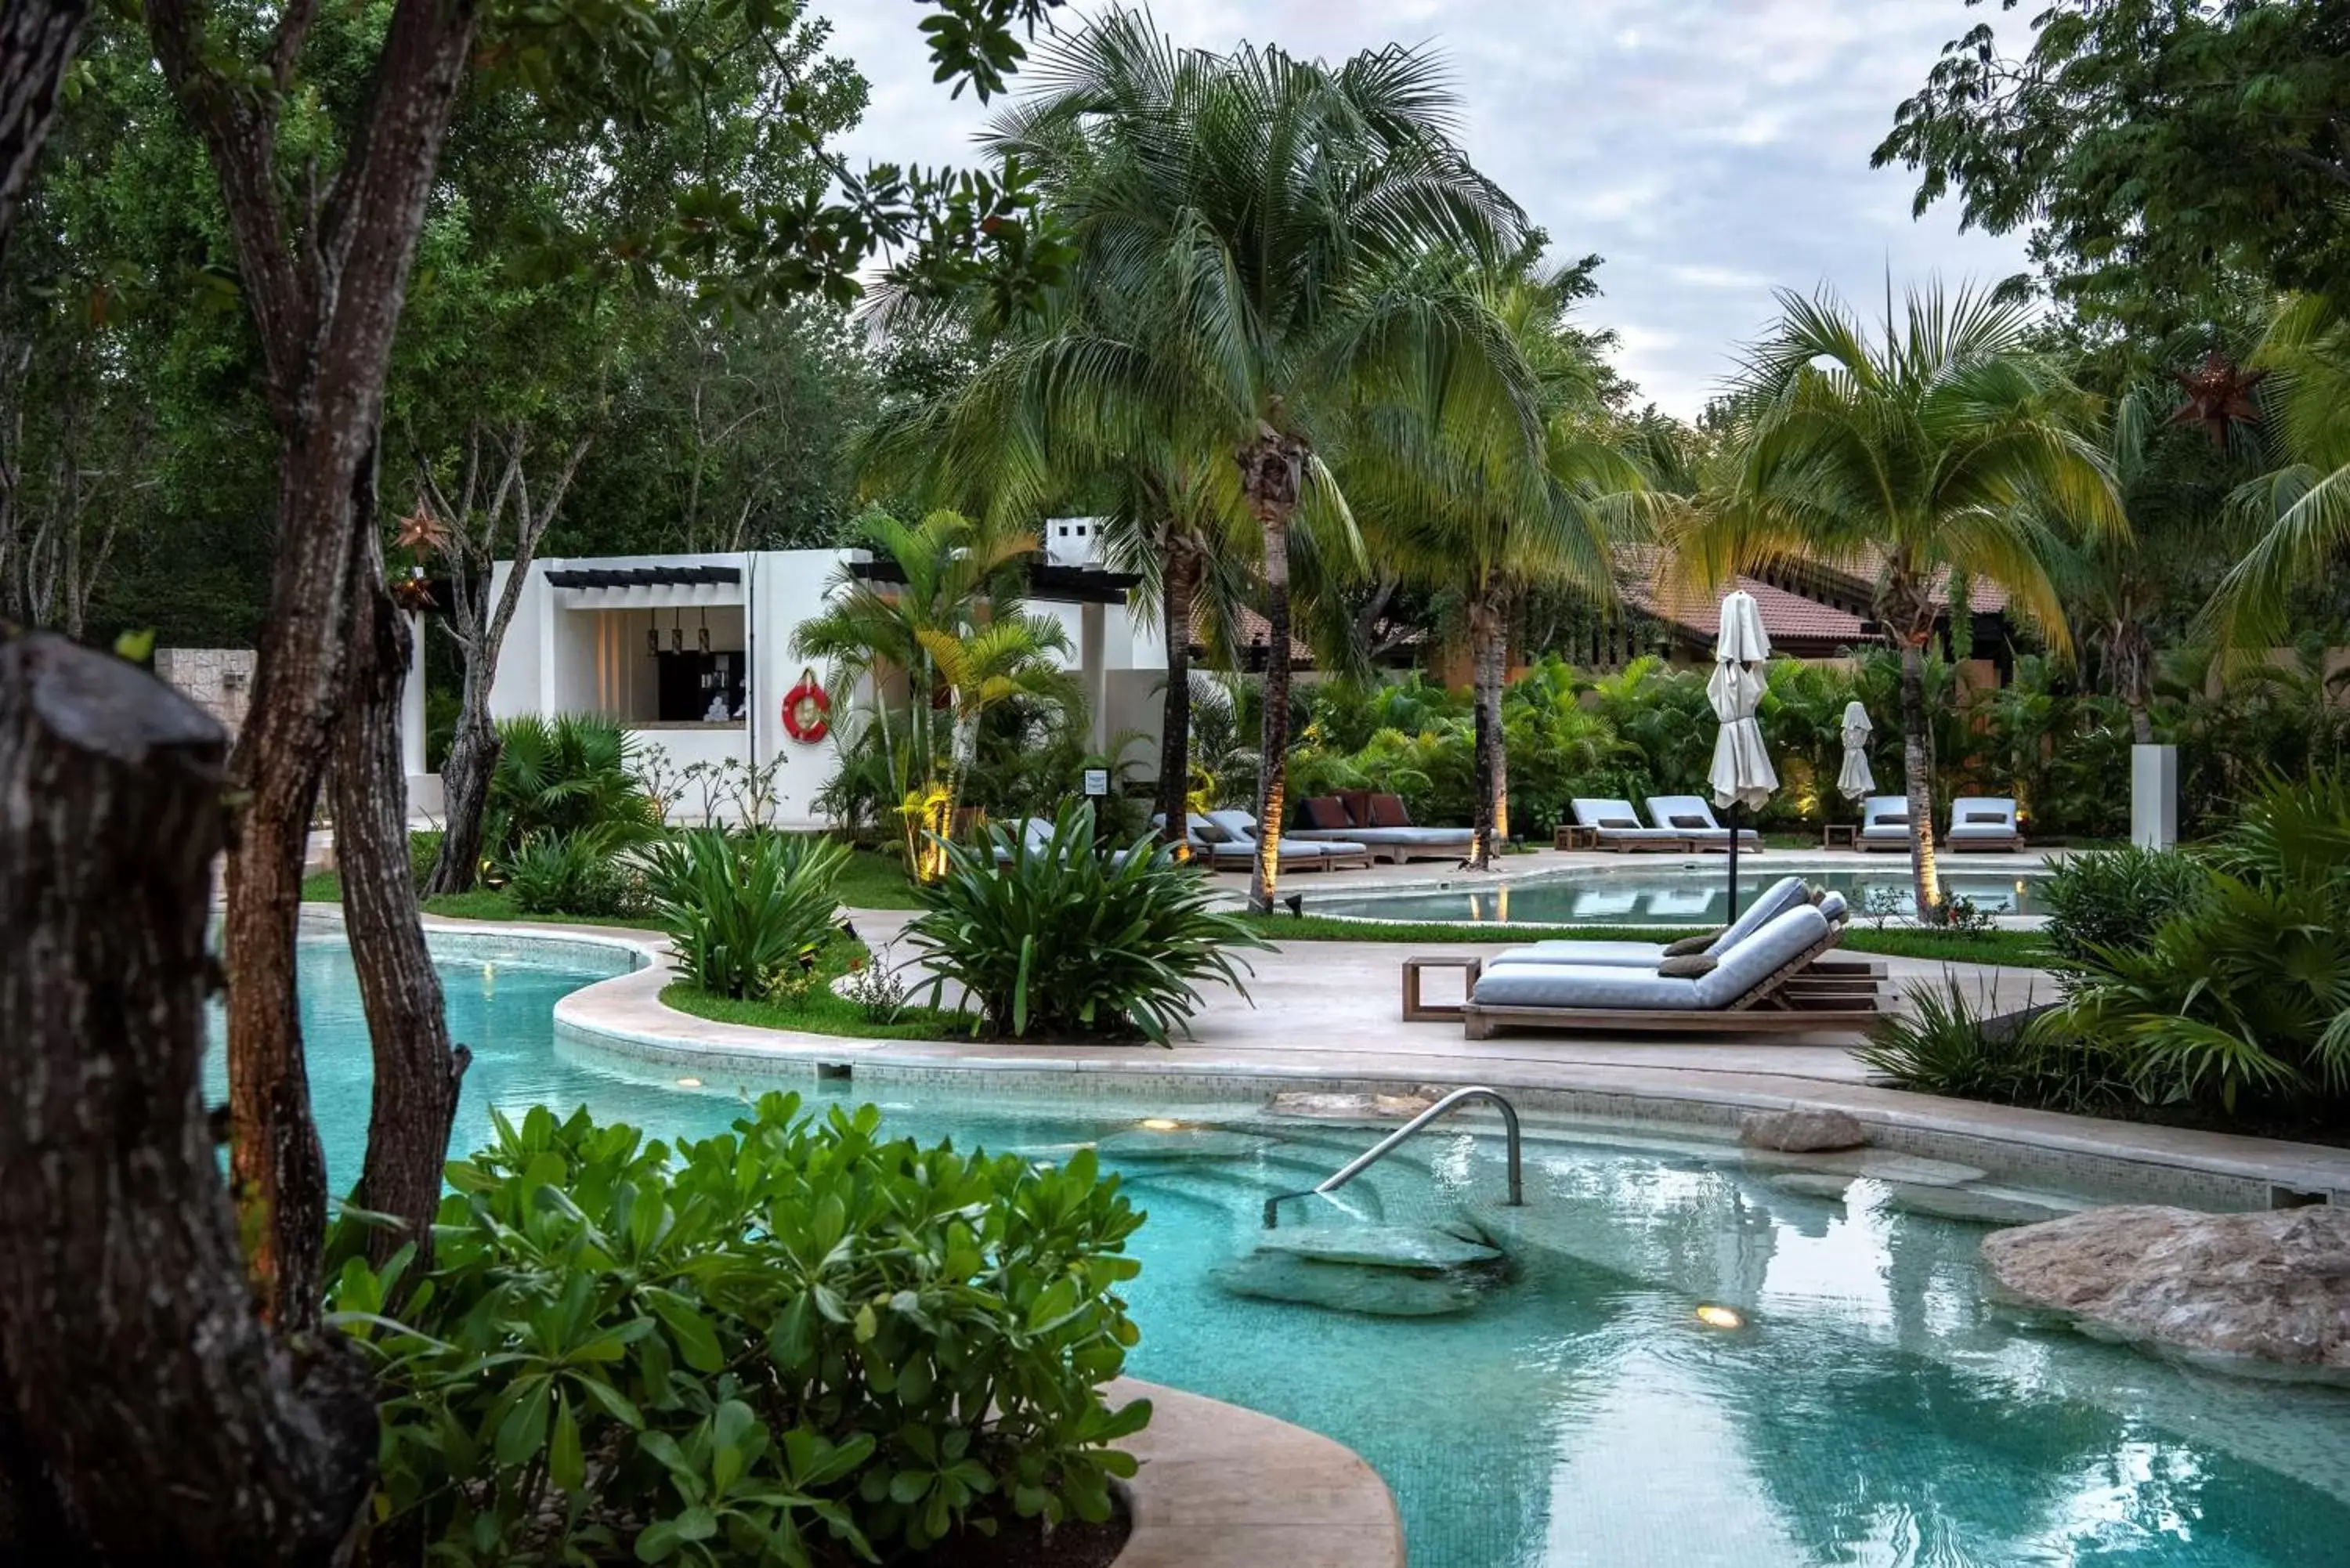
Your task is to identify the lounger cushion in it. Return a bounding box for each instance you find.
[1474,905,1833,1010]
[1668,814,1710,829]
[1658,953,1718,977]
[1485,941,1667,971]
[1292,825,1470,845]
[1817,891,1848,923]
[1340,789,1375,827]
[1664,932,1719,956]
[1962,810,2006,824]
[1300,797,1352,830]
[1706,876,1811,956]
[1368,793,1413,829]
[1599,816,1640,829]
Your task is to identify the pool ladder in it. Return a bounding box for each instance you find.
[1262,1086,1524,1229]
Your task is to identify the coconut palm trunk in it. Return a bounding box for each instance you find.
[1243,427,1305,914]
[1468,581,1510,869]
[1156,536,1198,853]
[1897,637,1943,920]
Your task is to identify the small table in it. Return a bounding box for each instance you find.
[1553,823,1598,851]
[1822,823,1857,851]
[1401,956,1482,1022]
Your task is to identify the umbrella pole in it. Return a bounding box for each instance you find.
[1727,800,1741,917]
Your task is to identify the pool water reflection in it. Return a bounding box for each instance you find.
[1308,865,2047,926]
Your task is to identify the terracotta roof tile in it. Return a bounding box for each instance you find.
[1617,546,1867,649]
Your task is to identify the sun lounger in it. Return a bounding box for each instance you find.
[1643,794,1762,852]
[991,816,1151,869]
[1571,797,1687,852]
[1483,876,1821,971]
[1457,902,1889,1037]
[1289,793,1474,864]
[1856,795,1912,853]
[1944,796,2025,852]
[1204,808,1375,872]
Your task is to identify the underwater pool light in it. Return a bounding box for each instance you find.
[1139,1118,1183,1131]
[1694,1304,1746,1330]
[676,1077,703,1089]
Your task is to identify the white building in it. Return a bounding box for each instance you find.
[402,539,1167,827]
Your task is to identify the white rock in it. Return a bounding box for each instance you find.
[1740,1108,1867,1152]
[1267,1090,1437,1122]
[1982,1205,2350,1382]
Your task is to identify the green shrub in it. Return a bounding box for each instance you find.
[507,831,652,919]
[2059,771,2350,1115]
[646,829,848,1000]
[330,1096,1150,1565]
[408,828,444,887]
[486,713,660,867]
[906,804,1269,1043]
[1855,981,2124,1111]
[2039,845,2207,969]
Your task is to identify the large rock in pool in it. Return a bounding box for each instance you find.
[1095,1127,1279,1162]
[1741,1108,1867,1153]
[1982,1205,2350,1382]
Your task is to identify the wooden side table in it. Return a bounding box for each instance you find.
[1822,823,1857,851]
[1401,956,1482,1021]
[1553,823,1598,851]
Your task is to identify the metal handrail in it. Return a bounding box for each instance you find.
[1263,1086,1524,1229]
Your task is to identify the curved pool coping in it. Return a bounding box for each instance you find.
[1110,1377,1403,1568]
[326,907,2350,1213]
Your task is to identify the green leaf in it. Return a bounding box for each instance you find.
[549,1394,584,1492]
[645,1288,726,1373]
[495,1377,552,1468]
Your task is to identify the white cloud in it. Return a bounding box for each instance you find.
[811,0,2029,417]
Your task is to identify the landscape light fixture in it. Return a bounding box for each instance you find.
[698,606,710,653]
[646,623,660,656]
[1284,893,1304,919]
[839,919,860,943]
[671,608,685,653]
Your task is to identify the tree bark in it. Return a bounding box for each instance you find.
[0,633,378,1564]
[1239,423,1305,914]
[1899,638,1943,920]
[0,0,88,258]
[147,0,486,1327]
[332,464,466,1272]
[1468,581,1509,870]
[1154,535,1197,853]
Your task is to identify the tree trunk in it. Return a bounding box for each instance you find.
[427,706,497,894]
[0,0,89,257]
[2113,617,2154,745]
[1900,639,1943,920]
[1468,583,1509,870]
[332,479,467,1273]
[0,633,378,1564]
[1240,425,1305,916]
[1155,537,1197,853]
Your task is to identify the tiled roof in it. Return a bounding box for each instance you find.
[1617,546,1867,651]
[1833,547,2009,614]
[1191,598,1313,665]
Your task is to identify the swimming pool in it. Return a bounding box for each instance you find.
[214,940,2350,1566]
[1305,864,2050,926]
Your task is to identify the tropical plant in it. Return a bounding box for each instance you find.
[920,612,1082,835]
[1680,282,2124,918]
[504,831,653,919]
[1856,981,2120,1113]
[485,713,660,869]
[645,829,850,1001]
[329,1095,1150,1564]
[2059,771,2350,1115]
[982,7,1531,909]
[2038,844,2208,973]
[904,805,1269,1043]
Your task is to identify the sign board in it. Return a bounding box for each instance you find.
[1082,768,1111,797]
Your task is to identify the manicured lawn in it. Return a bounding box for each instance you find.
[298,873,657,930]
[830,845,925,909]
[659,934,974,1040]
[1235,912,2052,968]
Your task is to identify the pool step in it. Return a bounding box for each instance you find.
[1210,1222,1510,1318]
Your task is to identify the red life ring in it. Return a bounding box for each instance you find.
[782,668,830,743]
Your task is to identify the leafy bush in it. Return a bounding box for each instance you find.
[330,1097,1150,1565]
[408,828,445,887]
[2039,845,2207,969]
[487,713,661,867]
[2059,771,2350,1115]
[507,831,652,919]
[1856,981,2124,1111]
[646,829,849,1001]
[906,805,1269,1043]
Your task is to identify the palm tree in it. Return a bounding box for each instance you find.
[2217,292,2350,646]
[1347,265,1648,865]
[1679,283,2123,916]
[986,7,1528,911]
[920,613,1081,835]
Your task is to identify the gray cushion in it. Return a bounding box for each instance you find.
[1692,905,1833,1008]
[1668,814,1710,829]
[1963,810,2007,824]
[1704,876,1809,956]
[1295,825,1472,845]
[1664,931,1719,956]
[1487,940,1667,970]
[1816,890,1849,923]
[1658,952,1718,977]
[1474,905,1833,1011]
[1599,816,1639,829]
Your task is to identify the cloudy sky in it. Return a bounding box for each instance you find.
[812,0,2034,417]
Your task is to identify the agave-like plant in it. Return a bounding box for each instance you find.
[643,829,849,1002]
[904,805,1269,1045]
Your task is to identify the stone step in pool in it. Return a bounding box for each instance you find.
[1210,1223,1510,1318]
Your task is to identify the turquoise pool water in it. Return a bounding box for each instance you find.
[212,941,2350,1567]
[1306,865,2048,926]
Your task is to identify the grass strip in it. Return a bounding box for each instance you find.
[1234,912,2051,968]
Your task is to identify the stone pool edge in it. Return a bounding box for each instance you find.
[1109,1376,1404,1568]
[317,907,2350,1211]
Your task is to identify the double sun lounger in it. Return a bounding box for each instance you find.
[1857,795,2025,852]
[1454,874,1890,1038]
[1154,808,1377,872]
[1569,795,1764,854]
[1290,792,1476,864]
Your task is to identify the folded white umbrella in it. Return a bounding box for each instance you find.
[1707,591,1779,812]
[1837,699,1875,801]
